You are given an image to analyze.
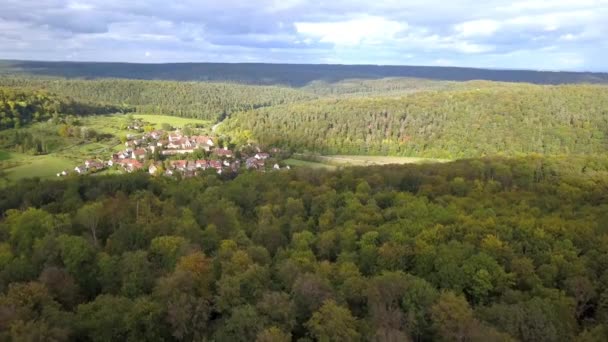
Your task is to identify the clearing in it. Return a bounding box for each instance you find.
[291,154,449,167]
[283,158,337,170]
[0,152,73,183]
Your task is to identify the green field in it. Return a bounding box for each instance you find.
[82,114,212,136]
[132,114,212,128]
[283,158,337,170]
[0,152,73,182]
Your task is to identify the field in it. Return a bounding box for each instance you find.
[0,151,73,185]
[290,154,448,167]
[283,158,337,170]
[82,114,212,136]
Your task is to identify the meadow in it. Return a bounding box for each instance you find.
[289,154,448,167]
[0,114,211,185]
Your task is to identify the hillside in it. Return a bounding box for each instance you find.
[0,87,122,130]
[0,77,317,121]
[220,83,608,158]
[2,60,608,86]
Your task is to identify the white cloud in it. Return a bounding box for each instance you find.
[454,19,501,37]
[295,15,407,45]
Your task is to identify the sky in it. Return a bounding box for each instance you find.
[1,0,607,71]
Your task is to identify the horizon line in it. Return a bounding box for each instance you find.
[1,58,606,75]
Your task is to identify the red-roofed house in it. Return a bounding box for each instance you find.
[133,149,146,160]
[216,148,233,158]
[171,160,188,171]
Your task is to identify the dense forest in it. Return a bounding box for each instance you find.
[0,77,317,121]
[1,156,608,341]
[221,83,608,158]
[2,60,608,86]
[0,87,122,130]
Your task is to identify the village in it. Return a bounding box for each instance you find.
[59,125,288,178]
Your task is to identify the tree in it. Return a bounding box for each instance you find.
[306,300,360,342]
[256,327,292,342]
[75,295,132,342]
[149,236,190,271]
[125,297,170,342]
[214,305,265,342]
[5,208,53,255]
[430,291,477,342]
[75,202,104,246]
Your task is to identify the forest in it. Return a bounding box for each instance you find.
[1,156,608,341]
[221,83,608,158]
[0,77,316,121]
[2,60,608,86]
[0,87,123,130]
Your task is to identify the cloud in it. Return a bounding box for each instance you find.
[455,20,501,37]
[295,16,407,45]
[0,0,607,71]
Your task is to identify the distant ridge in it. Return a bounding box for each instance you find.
[1,60,607,86]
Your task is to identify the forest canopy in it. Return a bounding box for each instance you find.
[221,83,608,158]
[0,77,317,121]
[0,87,123,130]
[1,156,608,341]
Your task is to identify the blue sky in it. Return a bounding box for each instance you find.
[1,0,607,71]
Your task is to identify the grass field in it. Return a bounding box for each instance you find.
[283,158,337,170]
[0,152,73,182]
[132,114,212,128]
[82,114,212,136]
[291,154,449,167]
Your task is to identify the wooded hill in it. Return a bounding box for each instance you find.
[0,87,122,130]
[0,77,316,121]
[1,156,608,341]
[2,60,608,86]
[221,83,608,158]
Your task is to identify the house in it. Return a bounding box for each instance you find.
[186,161,197,172]
[74,165,86,174]
[167,137,191,149]
[255,153,270,160]
[168,132,182,142]
[157,140,168,147]
[84,160,97,168]
[167,141,181,149]
[124,159,143,172]
[180,138,193,149]
[133,149,146,160]
[209,160,222,171]
[125,141,136,148]
[194,136,214,146]
[246,157,265,170]
[171,160,188,171]
[273,164,280,170]
[216,148,233,158]
[193,136,215,151]
[150,130,164,140]
[195,160,209,169]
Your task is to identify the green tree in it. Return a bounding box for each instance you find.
[306,300,360,342]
